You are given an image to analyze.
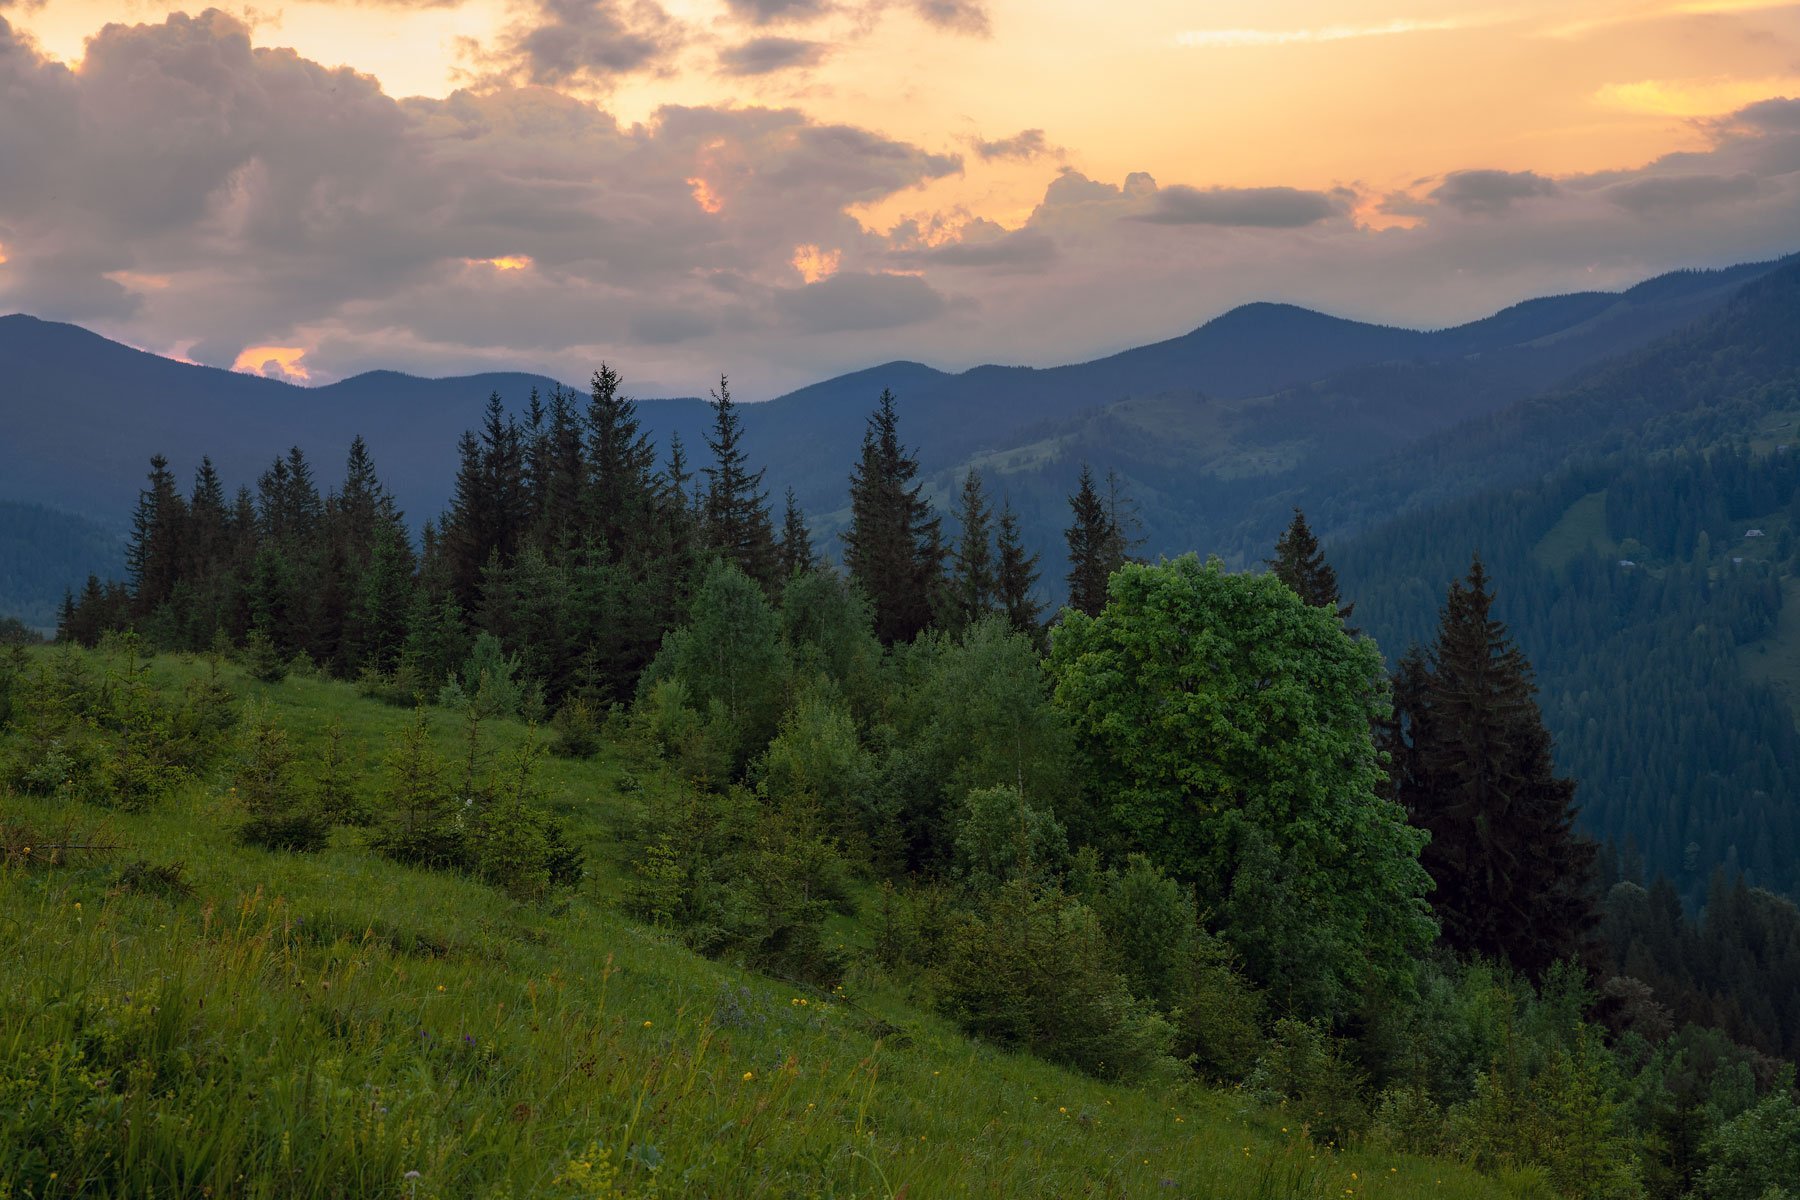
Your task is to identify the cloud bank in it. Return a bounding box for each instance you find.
[0,10,1795,395]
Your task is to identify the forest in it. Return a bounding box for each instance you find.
[6,362,1799,1198]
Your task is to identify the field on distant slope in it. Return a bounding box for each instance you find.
[0,648,1545,1199]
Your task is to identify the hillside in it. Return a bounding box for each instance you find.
[0,501,123,630]
[0,646,1530,1199]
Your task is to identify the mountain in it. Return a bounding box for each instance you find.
[2,253,1784,593]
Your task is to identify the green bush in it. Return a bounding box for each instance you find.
[1245,1017,1370,1149]
[235,707,329,853]
[242,629,287,684]
[1694,1092,1800,1200]
[549,696,603,759]
[933,880,1174,1082]
[953,784,1068,891]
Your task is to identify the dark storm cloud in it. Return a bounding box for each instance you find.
[1135,184,1347,227]
[718,36,829,75]
[1427,169,1561,216]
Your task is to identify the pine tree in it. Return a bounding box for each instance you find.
[702,374,778,587]
[585,364,659,563]
[843,389,942,643]
[127,454,188,618]
[1064,464,1115,617]
[534,385,588,556]
[949,468,997,631]
[995,500,1044,637]
[778,487,815,579]
[1269,508,1353,622]
[1400,557,1597,977]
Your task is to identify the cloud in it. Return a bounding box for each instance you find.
[974,128,1055,161]
[1428,169,1561,215]
[491,0,686,88]
[1136,184,1348,227]
[775,271,948,332]
[723,0,832,24]
[910,0,989,36]
[718,36,829,75]
[0,11,1796,396]
[1606,172,1761,215]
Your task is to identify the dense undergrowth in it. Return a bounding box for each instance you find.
[0,644,1541,1199]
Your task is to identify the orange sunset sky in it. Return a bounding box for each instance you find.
[1,0,1796,393]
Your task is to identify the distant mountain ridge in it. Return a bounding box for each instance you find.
[0,252,1791,595]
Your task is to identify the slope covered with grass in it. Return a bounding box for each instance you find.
[0,647,1540,1199]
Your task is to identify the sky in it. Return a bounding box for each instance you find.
[0,0,1796,397]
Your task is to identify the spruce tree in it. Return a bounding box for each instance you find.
[1268,507,1353,622]
[127,454,188,618]
[778,487,815,579]
[702,374,778,587]
[1064,464,1115,617]
[843,389,942,643]
[1401,556,1597,978]
[949,468,997,631]
[995,500,1044,636]
[585,364,659,563]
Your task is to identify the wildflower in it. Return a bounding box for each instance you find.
[743,1071,754,1081]
[436,985,445,992]
[1059,1107,1066,1114]
[404,1171,421,1180]
[643,1020,652,1028]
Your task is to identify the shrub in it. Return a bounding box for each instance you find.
[235,707,329,852]
[1697,1092,1800,1200]
[314,720,370,826]
[954,784,1068,891]
[242,629,287,684]
[370,707,463,869]
[1245,1018,1370,1148]
[549,696,603,759]
[438,632,525,719]
[933,880,1174,1082]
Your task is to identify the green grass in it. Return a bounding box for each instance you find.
[1530,492,1618,572]
[0,650,1544,1198]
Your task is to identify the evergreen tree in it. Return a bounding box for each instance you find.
[1397,557,1597,978]
[995,500,1045,637]
[1269,507,1353,622]
[1064,464,1115,617]
[127,454,188,618]
[533,385,588,556]
[701,374,778,587]
[949,469,997,631]
[778,488,815,580]
[843,389,942,643]
[585,364,659,563]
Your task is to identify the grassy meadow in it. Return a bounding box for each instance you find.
[0,646,1551,1198]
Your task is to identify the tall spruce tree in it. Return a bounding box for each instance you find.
[843,389,942,643]
[702,374,778,587]
[1392,557,1597,978]
[1268,507,1353,622]
[1064,464,1116,617]
[127,454,188,618]
[585,364,659,563]
[949,468,997,631]
[995,500,1044,637]
[777,487,815,579]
